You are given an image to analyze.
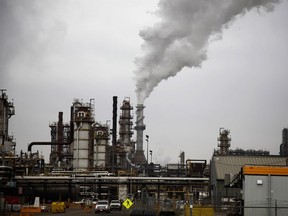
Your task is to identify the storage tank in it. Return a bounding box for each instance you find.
[72,99,94,171]
[73,121,90,170]
[93,123,110,169]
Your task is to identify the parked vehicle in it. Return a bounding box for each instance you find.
[95,200,110,213]
[109,200,122,211]
[74,199,86,205]
[40,205,49,212]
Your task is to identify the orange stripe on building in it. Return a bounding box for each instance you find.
[242,165,288,175]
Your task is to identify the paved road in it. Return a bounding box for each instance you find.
[41,206,131,216]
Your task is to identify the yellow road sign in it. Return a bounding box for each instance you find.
[122,198,133,209]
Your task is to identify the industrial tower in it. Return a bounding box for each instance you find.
[118,97,135,168]
[0,89,15,166]
[280,128,288,156]
[133,104,147,164]
[217,128,231,156]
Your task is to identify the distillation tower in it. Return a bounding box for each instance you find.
[217,128,231,156]
[48,99,111,171]
[93,122,110,170]
[72,99,96,171]
[0,89,15,166]
[118,97,135,168]
[49,112,72,169]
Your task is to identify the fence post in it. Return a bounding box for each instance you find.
[189,194,193,216]
[275,199,277,216]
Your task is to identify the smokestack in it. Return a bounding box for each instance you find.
[112,96,118,171]
[134,104,147,164]
[57,112,64,155]
[112,96,117,147]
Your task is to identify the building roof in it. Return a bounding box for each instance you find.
[211,155,288,180]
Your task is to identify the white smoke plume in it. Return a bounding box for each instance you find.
[134,0,281,104]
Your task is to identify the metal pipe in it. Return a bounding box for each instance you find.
[28,110,74,152]
[95,138,98,167]
[15,175,209,181]
[28,142,72,152]
[146,135,149,164]
[125,152,140,168]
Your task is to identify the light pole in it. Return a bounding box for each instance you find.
[149,150,153,163]
[145,135,149,164]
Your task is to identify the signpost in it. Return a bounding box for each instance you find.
[123,198,133,209]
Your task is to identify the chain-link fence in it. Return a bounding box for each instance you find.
[129,197,288,216]
[213,205,288,216]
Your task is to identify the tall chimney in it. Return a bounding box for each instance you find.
[134,104,147,164]
[112,96,117,147]
[57,112,64,156]
[112,96,118,171]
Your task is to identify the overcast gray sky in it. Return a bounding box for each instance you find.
[1,0,288,165]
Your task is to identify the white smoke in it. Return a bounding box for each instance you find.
[134,0,281,104]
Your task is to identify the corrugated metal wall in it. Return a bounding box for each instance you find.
[243,175,288,216]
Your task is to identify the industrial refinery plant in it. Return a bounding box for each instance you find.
[2,89,288,216]
[0,90,209,206]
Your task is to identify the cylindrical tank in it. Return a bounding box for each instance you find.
[93,123,109,169]
[94,136,107,168]
[73,122,90,171]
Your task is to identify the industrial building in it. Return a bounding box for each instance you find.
[210,128,288,214]
[2,89,288,216]
[241,165,288,216]
[25,96,148,174]
[46,97,146,172]
[210,155,288,207]
[0,91,209,212]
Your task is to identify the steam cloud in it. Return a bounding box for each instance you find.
[134,0,281,104]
